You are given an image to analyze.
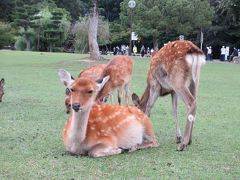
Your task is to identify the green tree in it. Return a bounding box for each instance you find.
[27,1,71,52]
[74,17,89,53]
[0,1,15,22]
[31,14,43,51]
[12,1,39,50]
[54,0,88,21]
[0,21,15,49]
[98,0,123,22]
[209,0,240,47]
[74,16,110,53]
[119,0,213,49]
[44,9,65,52]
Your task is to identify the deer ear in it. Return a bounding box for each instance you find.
[96,75,110,91]
[58,69,74,87]
[132,93,140,106]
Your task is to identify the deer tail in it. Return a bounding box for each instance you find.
[186,53,206,94]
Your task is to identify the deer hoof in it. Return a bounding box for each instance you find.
[176,143,186,151]
[176,136,182,144]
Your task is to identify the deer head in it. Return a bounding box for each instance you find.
[63,64,107,113]
[0,78,5,102]
[58,69,109,112]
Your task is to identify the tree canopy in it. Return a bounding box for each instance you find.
[0,0,239,53]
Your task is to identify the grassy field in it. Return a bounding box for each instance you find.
[0,51,240,179]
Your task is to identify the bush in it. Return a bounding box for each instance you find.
[73,18,89,53]
[15,36,26,50]
[52,47,64,52]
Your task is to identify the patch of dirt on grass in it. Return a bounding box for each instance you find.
[55,56,110,68]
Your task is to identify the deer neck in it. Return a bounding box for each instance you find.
[139,85,150,113]
[69,105,92,143]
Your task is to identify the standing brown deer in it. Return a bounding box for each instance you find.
[132,40,206,151]
[64,64,107,113]
[58,69,159,157]
[0,78,5,102]
[96,55,133,105]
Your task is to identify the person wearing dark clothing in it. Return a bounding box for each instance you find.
[140,45,145,57]
[229,47,238,61]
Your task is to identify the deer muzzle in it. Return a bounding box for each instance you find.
[72,103,81,112]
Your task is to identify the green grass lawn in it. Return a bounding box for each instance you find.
[0,51,240,179]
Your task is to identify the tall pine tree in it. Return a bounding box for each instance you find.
[12,1,39,50]
[44,9,64,52]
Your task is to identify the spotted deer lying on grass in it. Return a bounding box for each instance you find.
[58,69,159,157]
[64,64,107,113]
[0,78,5,102]
[96,55,133,105]
[132,40,205,151]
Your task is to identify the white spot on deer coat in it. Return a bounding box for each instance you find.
[188,114,195,122]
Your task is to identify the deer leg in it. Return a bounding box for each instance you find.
[105,91,114,104]
[130,140,159,152]
[117,87,123,105]
[188,80,197,145]
[124,83,130,106]
[129,137,159,152]
[176,87,196,151]
[171,92,182,143]
[145,83,160,117]
[88,143,122,157]
[110,92,114,104]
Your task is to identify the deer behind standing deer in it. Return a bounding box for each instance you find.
[96,55,133,105]
[132,40,205,151]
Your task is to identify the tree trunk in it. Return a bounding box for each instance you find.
[37,28,40,51]
[25,37,31,51]
[153,36,159,51]
[88,0,100,60]
[49,42,53,52]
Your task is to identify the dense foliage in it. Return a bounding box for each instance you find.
[0,0,239,54]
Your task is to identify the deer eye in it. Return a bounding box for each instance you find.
[87,90,93,94]
[65,88,71,95]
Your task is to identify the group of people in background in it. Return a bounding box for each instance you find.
[133,45,154,57]
[220,46,230,61]
[206,46,239,61]
[112,44,239,62]
[132,45,149,57]
[113,45,129,55]
[113,44,155,57]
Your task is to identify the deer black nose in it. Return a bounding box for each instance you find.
[72,103,80,111]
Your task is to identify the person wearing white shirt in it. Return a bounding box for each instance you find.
[207,46,212,61]
[220,46,226,61]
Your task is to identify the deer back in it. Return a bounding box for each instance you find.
[78,64,107,80]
